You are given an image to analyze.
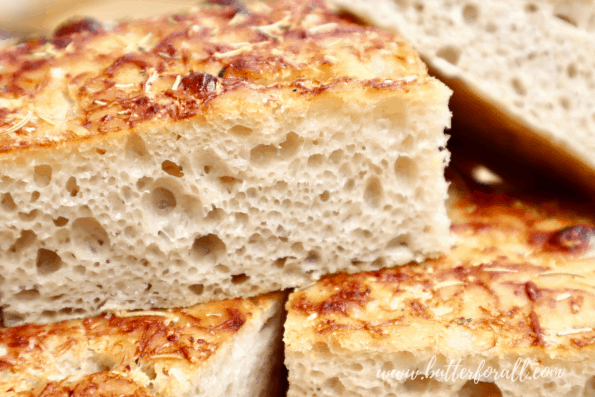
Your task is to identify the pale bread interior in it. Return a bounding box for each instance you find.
[327,0,595,194]
[1,85,451,325]
[286,349,595,397]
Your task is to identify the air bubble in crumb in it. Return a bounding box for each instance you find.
[188,284,204,295]
[14,288,40,301]
[462,4,479,23]
[151,187,177,214]
[1,193,17,212]
[72,218,110,256]
[126,135,149,158]
[9,230,36,254]
[191,234,226,263]
[511,78,527,96]
[231,273,250,284]
[162,160,184,177]
[66,177,80,197]
[36,249,63,275]
[459,380,503,396]
[33,165,53,187]
[436,45,461,65]
[364,177,383,208]
[230,125,253,136]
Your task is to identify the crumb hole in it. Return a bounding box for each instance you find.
[136,176,153,191]
[151,187,177,214]
[96,148,106,155]
[66,176,79,197]
[36,249,63,275]
[274,257,287,268]
[126,135,149,158]
[307,154,325,168]
[395,157,418,186]
[320,190,330,202]
[344,178,355,192]
[250,144,277,166]
[72,217,110,255]
[462,4,479,23]
[191,234,226,262]
[278,132,303,160]
[219,176,242,193]
[1,193,17,212]
[231,273,250,284]
[230,125,253,136]
[53,216,69,227]
[387,234,410,248]
[9,230,36,254]
[329,149,344,164]
[364,177,383,208]
[33,164,53,187]
[560,97,571,110]
[511,78,527,96]
[459,380,502,397]
[382,361,395,371]
[14,288,40,301]
[215,264,230,273]
[162,160,184,177]
[305,250,320,263]
[31,191,40,202]
[555,13,578,27]
[401,135,415,151]
[18,209,38,222]
[324,377,345,394]
[436,45,461,65]
[350,363,364,372]
[525,3,538,13]
[567,63,578,78]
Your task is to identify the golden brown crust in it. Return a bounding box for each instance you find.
[285,166,595,357]
[0,293,280,396]
[38,372,153,397]
[0,0,429,156]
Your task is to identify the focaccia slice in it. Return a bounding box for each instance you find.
[327,0,595,197]
[0,292,285,397]
[285,162,595,397]
[0,0,452,326]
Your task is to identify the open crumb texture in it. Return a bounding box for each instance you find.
[285,163,595,397]
[0,0,452,325]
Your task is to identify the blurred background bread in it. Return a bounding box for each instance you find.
[0,0,194,39]
[327,0,595,199]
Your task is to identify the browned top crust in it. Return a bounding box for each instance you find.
[285,166,595,358]
[0,0,430,156]
[0,293,280,396]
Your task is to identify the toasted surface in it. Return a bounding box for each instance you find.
[0,0,428,153]
[0,292,284,397]
[285,162,595,396]
[0,0,452,325]
[327,0,595,196]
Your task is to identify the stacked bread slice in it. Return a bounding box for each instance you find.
[326,0,595,196]
[0,0,452,326]
[285,161,595,396]
[0,292,285,396]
